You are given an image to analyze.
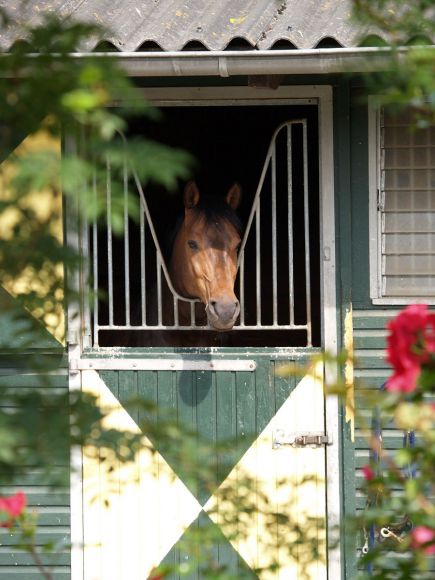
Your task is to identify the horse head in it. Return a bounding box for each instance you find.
[170,181,242,331]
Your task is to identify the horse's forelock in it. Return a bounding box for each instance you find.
[192,195,242,235]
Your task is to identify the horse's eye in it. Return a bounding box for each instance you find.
[187,240,199,251]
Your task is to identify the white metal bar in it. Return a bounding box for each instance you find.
[239,253,245,326]
[81,222,91,345]
[256,199,261,325]
[75,358,257,372]
[302,120,312,346]
[92,169,99,347]
[139,199,146,325]
[287,125,294,326]
[174,296,179,326]
[271,141,278,325]
[190,301,195,325]
[123,156,130,326]
[80,131,92,349]
[96,323,310,331]
[106,157,114,326]
[157,255,163,326]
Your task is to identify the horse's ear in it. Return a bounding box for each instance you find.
[184,181,200,209]
[226,183,242,210]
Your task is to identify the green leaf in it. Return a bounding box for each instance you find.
[62,89,106,112]
[10,150,60,194]
[405,478,419,501]
[395,447,412,468]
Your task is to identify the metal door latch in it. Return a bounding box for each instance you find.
[272,430,332,449]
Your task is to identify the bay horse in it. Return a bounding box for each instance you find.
[168,181,242,332]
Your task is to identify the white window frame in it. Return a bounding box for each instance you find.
[368,97,435,305]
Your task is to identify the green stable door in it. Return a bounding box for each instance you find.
[78,349,327,579]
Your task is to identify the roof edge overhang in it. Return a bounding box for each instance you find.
[1,46,433,77]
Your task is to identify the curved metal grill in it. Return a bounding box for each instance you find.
[86,120,314,346]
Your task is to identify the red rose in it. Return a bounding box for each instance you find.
[386,365,421,394]
[0,492,27,528]
[411,526,435,555]
[361,465,375,481]
[386,304,435,393]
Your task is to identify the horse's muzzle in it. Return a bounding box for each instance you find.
[206,298,240,331]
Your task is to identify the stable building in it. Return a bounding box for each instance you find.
[1,1,434,578]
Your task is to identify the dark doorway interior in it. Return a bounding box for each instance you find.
[95,104,320,348]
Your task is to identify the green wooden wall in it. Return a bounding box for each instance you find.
[339,85,434,578]
[0,289,70,579]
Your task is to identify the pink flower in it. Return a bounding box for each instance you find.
[0,492,26,528]
[361,465,375,481]
[411,526,435,555]
[386,304,435,393]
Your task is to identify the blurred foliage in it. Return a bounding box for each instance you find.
[324,307,435,578]
[341,383,435,579]
[347,4,435,573]
[352,0,435,124]
[353,0,434,43]
[0,10,193,340]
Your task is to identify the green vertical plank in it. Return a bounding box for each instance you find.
[157,370,178,476]
[118,371,138,424]
[157,370,177,416]
[273,359,295,412]
[215,370,236,487]
[350,90,371,308]
[137,370,158,428]
[99,369,119,399]
[214,370,239,573]
[255,357,274,434]
[176,370,195,432]
[194,370,216,446]
[216,372,240,574]
[176,370,199,499]
[200,376,219,566]
[177,513,200,580]
[236,370,256,457]
[195,370,217,505]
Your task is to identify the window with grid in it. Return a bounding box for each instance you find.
[369,104,435,303]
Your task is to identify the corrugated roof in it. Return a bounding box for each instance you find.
[0,0,375,53]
